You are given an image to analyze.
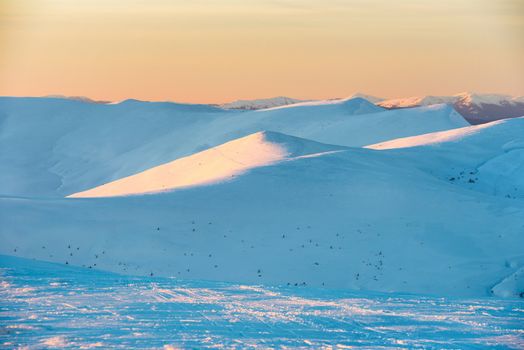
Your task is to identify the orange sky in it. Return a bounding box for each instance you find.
[1,0,523,103]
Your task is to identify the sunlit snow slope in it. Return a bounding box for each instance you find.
[69,131,346,198]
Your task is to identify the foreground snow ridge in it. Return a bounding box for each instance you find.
[69,131,346,198]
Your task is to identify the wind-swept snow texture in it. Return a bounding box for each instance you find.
[0,96,467,197]
[1,116,523,297]
[1,255,523,349]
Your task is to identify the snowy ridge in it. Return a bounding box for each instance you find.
[367,120,505,150]
[347,92,385,104]
[69,131,346,198]
[378,92,524,109]
[378,95,456,108]
[259,96,382,111]
[219,93,384,110]
[44,94,111,104]
[456,92,522,106]
[220,96,308,110]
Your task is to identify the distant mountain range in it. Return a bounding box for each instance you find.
[221,92,524,125]
[41,92,524,125]
[219,93,385,110]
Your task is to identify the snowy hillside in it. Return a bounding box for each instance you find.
[0,96,467,197]
[2,118,523,298]
[368,117,524,202]
[379,92,524,124]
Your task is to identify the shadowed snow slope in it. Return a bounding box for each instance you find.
[69,131,346,198]
[1,120,523,298]
[0,97,468,197]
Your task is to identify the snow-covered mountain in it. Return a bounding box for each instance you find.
[379,92,524,124]
[38,92,523,125]
[2,95,522,298]
[2,118,523,298]
[0,96,467,197]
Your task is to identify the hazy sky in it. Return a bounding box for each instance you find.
[1,0,523,103]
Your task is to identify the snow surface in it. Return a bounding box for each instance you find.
[2,93,523,350]
[1,255,523,349]
[0,96,467,197]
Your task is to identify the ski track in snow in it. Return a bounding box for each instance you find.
[1,256,523,349]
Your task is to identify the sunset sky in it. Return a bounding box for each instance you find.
[1,0,523,103]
